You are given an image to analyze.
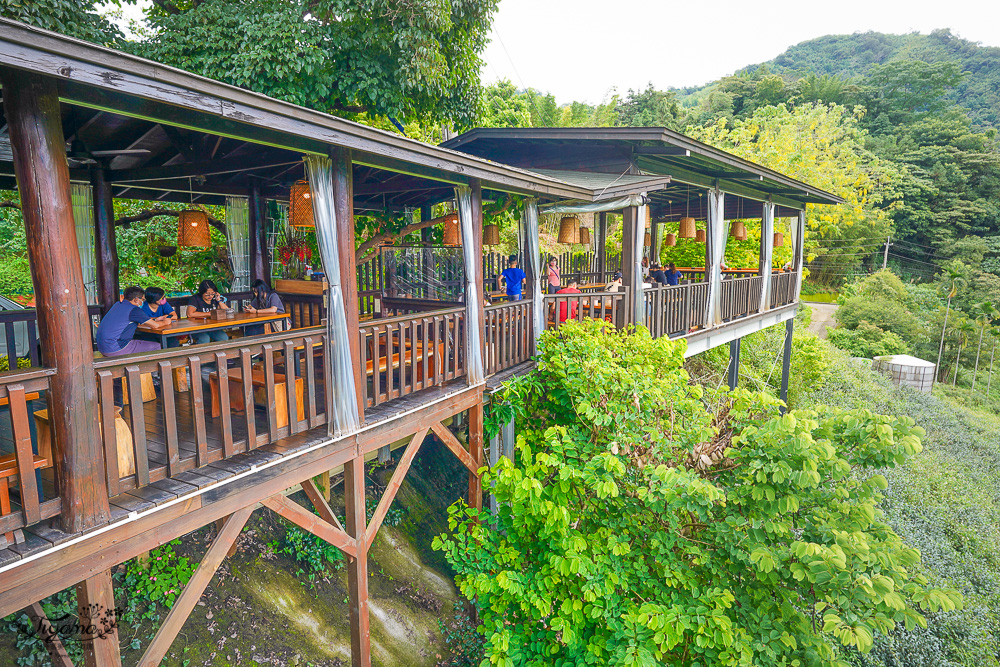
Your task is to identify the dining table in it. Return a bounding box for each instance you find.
[137,311,291,348]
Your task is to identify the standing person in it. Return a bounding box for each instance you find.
[498,255,526,301]
[664,262,685,286]
[641,257,650,280]
[96,286,170,357]
[546,257,561,294]
[186,279,230,345]
[141,286,179,347]
[556,279,583,322]
[244,279,285,335]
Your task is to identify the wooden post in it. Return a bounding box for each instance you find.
[597,212,608,282]
[468,401,484,511]
[90,169,118,315]
[344,455,371,667]
[728,337,741,391]
[331,147,365,421]
[469,179,486,378]
[780,318,793,414]
[420,206,433,245]
[249,180,269,284]
[649,221,661,264]
[619,206,640,327]
[3,68,110,533]
[76,570,122,667]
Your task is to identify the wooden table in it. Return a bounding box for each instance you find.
[138,312,291,347]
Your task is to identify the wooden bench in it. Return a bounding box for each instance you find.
[364,339,444,380]
[35,407,135,477]
[0,453,48,547]
[208,368,305,429]
[0,391,39,408]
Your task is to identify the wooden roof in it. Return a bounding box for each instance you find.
[0,19,596,209]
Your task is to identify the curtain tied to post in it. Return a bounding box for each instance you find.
[632,200,647,325]
[706,188,727,326]
[304,154,361,436]
[793,211,805,301]
[455,185,485,385]
[523,198,544,346]
[759,200,774,313]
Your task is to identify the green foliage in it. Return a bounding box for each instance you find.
[119,540,196,625]
[275,516,345,588]
[829,323,909,358]
[482,80,532,128]
[0,0,126,45]
[616,84,683,129]
[0,255,33,296]
[435,320,956,666]
[437,602,486,667]
[0,355,32,372]
[3,589,84,666]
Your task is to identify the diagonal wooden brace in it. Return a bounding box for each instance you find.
[430,421,479,475]
[262,493,358,558]
[301,477,346,533]
[365,428,428,548]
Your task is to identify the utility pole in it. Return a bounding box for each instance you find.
[882,236,892,270]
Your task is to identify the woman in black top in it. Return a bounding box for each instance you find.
[244,280,286,335]
[186,279,229,344]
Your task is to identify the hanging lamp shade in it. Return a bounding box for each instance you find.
[730,220,746,241]
[695,228,706,243]
[483,223,500,246]
[678,217,696,239]
[442,212,460,246]
[664,233,677,247]
[289,180,315,228]
[773,231,785,248]
[644,231,651,247]
[177,209,210,248]
[578,226,592,245]
[557,216,579,244]
[644,206,652,229]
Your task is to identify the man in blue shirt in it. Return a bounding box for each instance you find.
[96,286,170,357]
[141,286,180,348]
[499,255,526,301]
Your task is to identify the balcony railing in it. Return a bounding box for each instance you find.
[645,282,710,338]
[484,299,533,375]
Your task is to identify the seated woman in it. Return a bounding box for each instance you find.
[96,285,170,357]
[243,280,285,336]
[141,286,179,347]
[186,279,229,345]
[663,263,685,286]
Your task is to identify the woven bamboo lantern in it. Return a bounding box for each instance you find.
[664,233,677,247]
[289,180,315,228]
[177,209,210,248]
[578,226,592,245]
[730,220,746,241]
[442,212,460,246]
[483,223,500,246]
[695,228,706,243]
[678,217,696,239]
[557,216,579,244]
[644,231,651,247]
[644,206,652,229]
[773,231,785,247]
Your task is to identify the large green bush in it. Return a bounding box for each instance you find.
[0,255,32,296]
[435,321,958,666]
[829,323,909,358]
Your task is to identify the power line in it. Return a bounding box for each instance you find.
[493,28,527,92]
[888,252,939,267]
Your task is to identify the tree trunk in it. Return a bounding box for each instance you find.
[973,324,986,391]
[989,340,996,397]
[953,345,962,386]
[936,298,951,384]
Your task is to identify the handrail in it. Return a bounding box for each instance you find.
[360,306,465,329]
[484,298,532,313]
[0,366,56,384]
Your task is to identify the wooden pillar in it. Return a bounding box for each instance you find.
[3,68,110,533]
[90,169,118,315]
[728,337,741,391]
[469,179,486,377]
[468,401,484,511]
[248,180,269,284]
[331,146,365,420]
[76,569,122,667]
[649,221,661,264]
[597,212,608,281]
[344,455,371,667]
[619,206,640,327]
[420,206,433,245]
[780,318,793,414]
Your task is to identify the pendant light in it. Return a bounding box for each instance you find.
[483,223,500,246]
[679,186,696,239]
[558,216,579,244]
[730,220,747,241]
[578,226,592,245]
[177,178,210,248]
[695,229,706,243]
[773,231,785,247]
[665,233,677,247]
[289,179,315,228]
[441,212,460,246]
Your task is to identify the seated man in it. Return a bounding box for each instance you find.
[604,271,623,292]
[141,286,179,347]
[649,263,668,286]
[664,263,684,286]
[96,286,170,357]
[556,280,583,323]
[498,255,526,301]
[186,279,230,345]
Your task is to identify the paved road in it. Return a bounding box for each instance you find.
[805,302,838,339]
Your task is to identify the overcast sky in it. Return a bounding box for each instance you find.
[481,0,1000,104]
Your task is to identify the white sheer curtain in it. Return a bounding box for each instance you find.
[225,196,250,293]
[304,154,361,436]
[455,185,484,385]
[705,189,727,325]
[523,198,544,349]
[632,202,647,325]
[793,211,806,300]
[71,184,97,304]
[759,201,775,312]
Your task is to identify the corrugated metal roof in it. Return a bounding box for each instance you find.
[529,169,671,198]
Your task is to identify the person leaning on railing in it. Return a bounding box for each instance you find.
[185,279,229,344]
[243,279,285,336]
[498,254,526,301]
[96,285,171,357]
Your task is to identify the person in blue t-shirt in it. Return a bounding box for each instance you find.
[96,286,170,357]
[141,286,180,347]
[499,255,526,301]
[664,262,685,286]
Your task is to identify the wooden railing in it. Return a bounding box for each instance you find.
[543,291,626,330]
[93,327,328,498]
[1,305,103,368]
[644,282,710,338]
[279,292,326,329]
[721,275,764,322]
[0,367,60,545]
[484,300,533,375]
[358,308,465,409]
[770,272,797,308]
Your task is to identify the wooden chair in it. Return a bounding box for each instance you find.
[0,453,48,548]
[208,368,304,429]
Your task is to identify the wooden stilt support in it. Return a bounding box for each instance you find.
[138,507,254,667]
[344,455,371,667]
[263,493,356,556]
[780,318,794,414]
[26,602,75,667]
[467,403,484,511]
[366,428,427,546]
[76,569,121,667]
[728,337,741,391]
[430,420,478,474]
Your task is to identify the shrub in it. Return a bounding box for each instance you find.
[275,517,345,588]
[836,296,926,343]
[435,321,958,666]
[829,323,909,358]
[119,540,196,625]
[0,255,33,296]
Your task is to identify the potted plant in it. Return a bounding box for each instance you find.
[275,232,326,295]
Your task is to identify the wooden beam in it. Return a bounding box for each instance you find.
[467,404,484,511]
[261,493,356,557]
[344,455,371,667]
[26,602,76,667]
[430,421,478,475]
[138,506,253,667]
[108,152,299,184]
[365,428,427,547]
[301,477,345,533]
[632,146,690,156]
[76,569,121,667]
[91,168,119,314]
[619,205,640,327]
[2,67,110,532]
